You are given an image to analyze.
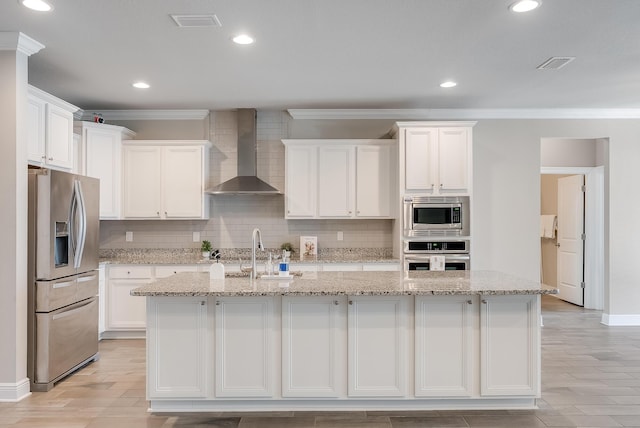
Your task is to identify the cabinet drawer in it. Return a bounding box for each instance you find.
[362,263,400,272]
[322,263,362,272]
[155,265,199,278]
[108,266,153,279]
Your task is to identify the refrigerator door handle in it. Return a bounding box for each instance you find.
[72,180,87,269]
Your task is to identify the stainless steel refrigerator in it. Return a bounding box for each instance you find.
[27,168,100,392]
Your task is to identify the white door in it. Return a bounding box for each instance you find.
[318,145,355,217]
[285,145,317,218]
[356,145,392,217]
[122,146,162,218]
[162,146,203,218]
[557,175,585,306]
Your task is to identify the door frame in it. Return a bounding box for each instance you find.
[541,166,605,310]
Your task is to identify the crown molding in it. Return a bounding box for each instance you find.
[0,32,44,56]
[80,109,210,121]
[287,108,640,120]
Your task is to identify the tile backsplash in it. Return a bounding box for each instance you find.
[99,110,394,251]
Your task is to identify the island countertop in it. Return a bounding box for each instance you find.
[130,270,558,297]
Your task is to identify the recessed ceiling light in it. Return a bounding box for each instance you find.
[440,81,457,88]
[232,34,254,45]
[20,0,53,12]
[132,82,150,89]
[509,0,541,13]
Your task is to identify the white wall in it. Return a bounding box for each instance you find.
[541,138,598,167]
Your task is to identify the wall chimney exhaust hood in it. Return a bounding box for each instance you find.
[206,109,282,195]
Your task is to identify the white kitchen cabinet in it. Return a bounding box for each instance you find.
[98,264,106,339]
[78,121,136,219]
[155,265,199,279]
[27,86,79,170]
[147,296,209,399]
[394,122,474,195]
[282,296,347,398]
[356,144,394,217]
[318,145,355,217]
[122,141,210,220]
[122,145,162,218]
[215,297,276,398]
[480,294,540,396]
[285,144,317,218]
[283,139,397,219]
[415,295,474,397]
[105,266,152,334]
[347,295,409,397]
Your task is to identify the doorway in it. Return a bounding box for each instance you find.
[540,138,606,310]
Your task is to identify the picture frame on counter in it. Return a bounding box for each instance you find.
[300,235,317,261]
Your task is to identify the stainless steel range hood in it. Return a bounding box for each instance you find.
[206,109,282,195]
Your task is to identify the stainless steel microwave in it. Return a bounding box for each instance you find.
[403,196,470,237]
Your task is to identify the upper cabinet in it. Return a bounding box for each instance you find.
[27,86,80,171]
[122,141,210,220]
[394,122,475,196]
[76,121,136,219]
[283,139,397,220]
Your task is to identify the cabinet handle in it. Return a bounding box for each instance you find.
[127,271,130,275]
[333,300,339,305]
[165,211,168,216]
[201,301,205,306]
[41,155,46,159]
[48,157,53,161]
[467,299,472,305]
[349,211,352,214]
[348,300,353,305]
[439,183,443,188]
[481,299,487,304]
[431,183,435,188]
[156,212,160,216]
[215,301,221,306]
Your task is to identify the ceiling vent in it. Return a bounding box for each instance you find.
[537,56,575,70]
[170,14,222,28]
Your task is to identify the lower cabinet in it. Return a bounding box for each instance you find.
[347,296,409,397]
[281,296,347,397]
[214,297,277,398]
[480,295,539,396]
[147,297,209,398]
[105,266,152,332]
[415,295,474,397]
[143,293,541,408]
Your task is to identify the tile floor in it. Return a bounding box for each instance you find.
[1,295,639,427]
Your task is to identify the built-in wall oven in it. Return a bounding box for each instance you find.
[403,195,469,237]
[403,240,470,271]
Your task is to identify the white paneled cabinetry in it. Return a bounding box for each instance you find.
[147,297,209,399]
[145,293,541,410]
[77,121,136,219]
[122,141,210,219]
[27,86,79,170]
[283,139,396,219]
[394,122,473,195]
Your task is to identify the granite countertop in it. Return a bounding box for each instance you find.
[99,248,399,265]
[130,270,558,297]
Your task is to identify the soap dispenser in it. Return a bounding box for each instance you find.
[209,250,225,279]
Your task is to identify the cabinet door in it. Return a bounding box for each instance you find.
[282,296,347,398]
[45,103,74,169]
[348,296,408,397]
[85,127,122,219]
[285,145,317,218]
[106,279,149,330]
[215,297,276,397]
[480,295,540,396]
[27,95,46,165]
[404,128,437,192]
[123,146,162,218]
[438,128,470,193]
[318,145,355,217]
[356,145,392,217]
[415,296,473,397]
[162,146,204,218]
[147,297,209,398]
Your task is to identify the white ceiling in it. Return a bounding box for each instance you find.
[3,0,640,112]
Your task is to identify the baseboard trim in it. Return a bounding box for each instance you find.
[601,313,640,326]
[0,378,31,402]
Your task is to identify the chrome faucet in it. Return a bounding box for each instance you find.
[251,228,264,279]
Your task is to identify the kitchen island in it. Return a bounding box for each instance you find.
[131,271,557,412]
